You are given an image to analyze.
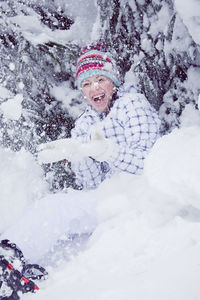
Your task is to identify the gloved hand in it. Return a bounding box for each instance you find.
[82,129,116,162]
[37,138,80,164]
[37,129,116,164]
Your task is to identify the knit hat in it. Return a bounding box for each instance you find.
[76,42,121,90]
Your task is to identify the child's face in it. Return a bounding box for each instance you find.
[81,75,115,113]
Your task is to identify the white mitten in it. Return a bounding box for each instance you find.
[80,129,117,162]
[37,138,80,164]
[37,129,117,164]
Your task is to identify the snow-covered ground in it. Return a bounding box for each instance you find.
[0,104,199,300]
[2,100,200,298]
[0,0,200,299]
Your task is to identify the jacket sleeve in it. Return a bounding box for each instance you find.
[70,91,161,188]
[105,94,161,174]
[71,158,111,189]
[70,114,111,189]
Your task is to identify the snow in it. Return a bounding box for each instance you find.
[1,0,200,299]
[148,0,200,47]
[185,66,200,92]
[50,83,86,118]
[9,0,98,46]
[145,124,200,210]
[0,94,23,120]
[37,128,116,164]
[0,86,13,101]
[149,2,171,38]
[5,124,200,287]
[164,13,193,56]
[8,63,15,71]
[0,103,197,299]
[0,148,48,233]
[174,0,200,45]
[199,94,200,110]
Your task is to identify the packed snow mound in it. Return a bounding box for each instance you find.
[0,94,23,120]
[175,0,200,45]
[23,110,200,300]
[24,175,200,300]
[145,104,200,210]
[0,148,48,233]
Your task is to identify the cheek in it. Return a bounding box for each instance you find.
[83,92,93,104]
[106,84,115,96]
[82,89,89,99]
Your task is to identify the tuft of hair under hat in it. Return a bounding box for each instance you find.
[76,41,121,89]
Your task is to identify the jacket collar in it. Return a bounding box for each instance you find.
[85,91,119,120]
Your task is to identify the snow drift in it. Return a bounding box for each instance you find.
[0,148,47,233]
[18,105,200,300]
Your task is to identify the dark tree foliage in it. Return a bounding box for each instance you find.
[97,0,200,131]
[0,0,81,191]
[1,0,200,192]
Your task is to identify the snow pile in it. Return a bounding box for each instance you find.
[50,83,86,118]
[174,0,200,45]
[9,0,98,46]
[0,86,13,100]
[0,87,24,121]
[23,105,200,300]
[0,148,48,233]
[145,126,200,210]
[0,94,23,120]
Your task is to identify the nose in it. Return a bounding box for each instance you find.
[91,81,100,90]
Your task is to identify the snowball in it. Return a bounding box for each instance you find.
[18,82,25,90]
[1,94,23,120]
[0,148,47,232]
[9,63,15,71]
[0,86,13,101]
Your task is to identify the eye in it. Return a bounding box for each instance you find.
[98,77,105,82]
[82,82,90,88]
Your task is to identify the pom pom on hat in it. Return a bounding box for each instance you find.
[76,41,121,89]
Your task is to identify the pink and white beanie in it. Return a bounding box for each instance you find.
[76,42,121,90]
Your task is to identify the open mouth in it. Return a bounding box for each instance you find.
[93,93,105,103]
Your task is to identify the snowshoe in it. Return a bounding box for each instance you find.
[0,240,48,299]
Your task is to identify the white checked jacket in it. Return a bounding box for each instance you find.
[71,85,161,189]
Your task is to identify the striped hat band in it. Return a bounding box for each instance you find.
[76,49,120,89]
